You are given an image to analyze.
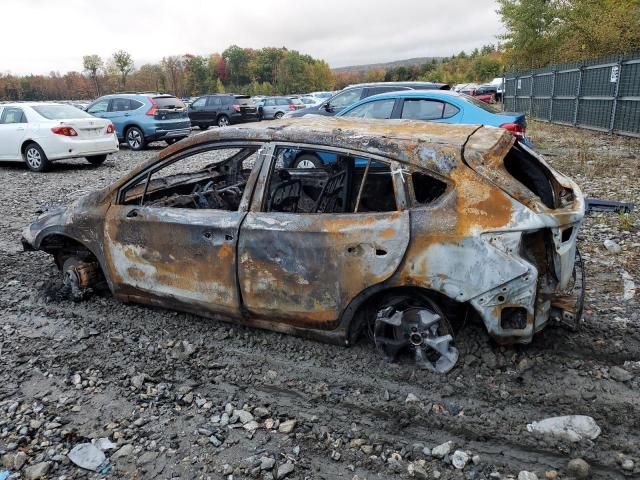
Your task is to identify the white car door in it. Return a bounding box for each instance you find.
[0,107,28,161]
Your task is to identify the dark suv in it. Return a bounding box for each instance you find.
[188,94,259,129]
[285,82,450,118]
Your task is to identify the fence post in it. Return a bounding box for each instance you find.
[549,69,556,122]
[573,66,583,126]
[529,75,534,117]
[609,56,622,133]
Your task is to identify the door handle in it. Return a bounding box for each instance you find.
[16,127,25,131]
[124,113,130,117]
[126,209,140,218]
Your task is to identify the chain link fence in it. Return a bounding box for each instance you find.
[503,52,640,137]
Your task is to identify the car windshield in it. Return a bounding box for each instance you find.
[459,94,499,113]
[32,104,93,119]
[153,96,185,109]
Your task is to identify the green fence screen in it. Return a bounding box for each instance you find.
[503,52,640,137]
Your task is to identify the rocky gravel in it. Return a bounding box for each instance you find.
[1,125,639,479]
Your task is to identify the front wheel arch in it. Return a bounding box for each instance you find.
[37,233,111,291]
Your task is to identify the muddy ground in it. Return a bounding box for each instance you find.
[1,122,639,480]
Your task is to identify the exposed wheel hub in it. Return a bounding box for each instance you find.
[374,304,459,373]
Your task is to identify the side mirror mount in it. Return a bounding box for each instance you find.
[323,103,333,112]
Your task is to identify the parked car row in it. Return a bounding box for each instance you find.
[1,79,526,172]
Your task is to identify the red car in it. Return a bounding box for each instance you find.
[473,85,498,104]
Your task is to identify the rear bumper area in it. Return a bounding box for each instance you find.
[470,225,584,344]
[230,113,259,124]
[45,136,119,160]
[149,127,192,140]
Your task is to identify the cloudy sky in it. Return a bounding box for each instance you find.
[3,0,503,75]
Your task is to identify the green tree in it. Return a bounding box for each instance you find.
[112,50,134,89]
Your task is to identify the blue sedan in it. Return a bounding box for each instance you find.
[336,90,528,142]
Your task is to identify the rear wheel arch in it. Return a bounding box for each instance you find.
[341,285,468,345]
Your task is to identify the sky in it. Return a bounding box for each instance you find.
[2,0,504,75]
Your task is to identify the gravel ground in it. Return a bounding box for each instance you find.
[1,125,639,480]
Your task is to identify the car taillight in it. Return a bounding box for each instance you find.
[500,122,526,139]
[233,104,241,112]
[146,97,158,116]
[288,103,296,110]
[51,126,78,136]
[106,124,115,134]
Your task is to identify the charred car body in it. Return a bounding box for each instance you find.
[22,118,585,373]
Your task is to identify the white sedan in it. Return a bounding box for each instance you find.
[0,103,119,172]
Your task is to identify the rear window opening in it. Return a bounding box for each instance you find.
[153,96,185,109]
[503,146,557,209]
[412,172,448,204]
[33,105,93,119]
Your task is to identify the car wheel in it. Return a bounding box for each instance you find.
[274,112,284,119]
[165,137,186,146]
[200,124,210,131]
[86,154,107,165]
[294,153,323,169]
[23,143,50,172]
[125,127,146,150]
[217,115,230,127]
[372,292,459,374]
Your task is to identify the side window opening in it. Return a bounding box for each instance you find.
[411,171,448,205]
[264,147,396,214]
[120,147,260,211]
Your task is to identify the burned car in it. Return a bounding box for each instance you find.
[22,117,585,373]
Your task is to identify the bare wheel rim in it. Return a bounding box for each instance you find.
[26,147,42,169]
[297,159,316,169]
[218,116,229,127]
[374,297,459,373]
[127,129,142,148]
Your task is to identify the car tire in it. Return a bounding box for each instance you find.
[217,115,230,127]
[294,153,323,169]
[125,126,146,151]
[274,112,284,119]
[86,154,107,165]
[23,143,51,172]
[165,137,186,146]
[199,124,210,131]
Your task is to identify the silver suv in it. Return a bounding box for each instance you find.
[258,97,305,120]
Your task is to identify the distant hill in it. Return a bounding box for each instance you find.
[333,57,442,73]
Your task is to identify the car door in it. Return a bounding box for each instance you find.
[103,142,267,318]
[263,98,276,118]
[397,98,461,123]
[106,98,142,137]
[205,96,221,122]
[0,107,28,161]
[86,99,110,119]
[237,144,410,329]
[188,96,207,123]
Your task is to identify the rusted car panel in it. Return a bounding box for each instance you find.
[104,206,244,317]
[22,117,585,363]
[238,210,410,328]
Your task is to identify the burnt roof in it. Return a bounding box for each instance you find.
[159,116,513,176]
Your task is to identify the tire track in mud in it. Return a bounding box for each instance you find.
[3,282,637,479]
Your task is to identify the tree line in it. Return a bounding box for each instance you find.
[0,46,334,101]
[497,0,640,69]
[333,45,504,89]
[1,1,637,101]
